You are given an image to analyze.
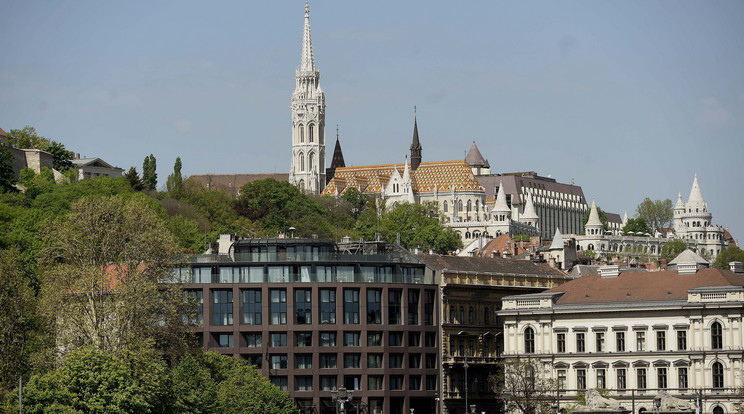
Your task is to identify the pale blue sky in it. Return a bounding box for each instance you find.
[2,1,743,240]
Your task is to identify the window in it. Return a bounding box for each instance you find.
[367,331,382,346]
[185,290,203,325]
[296,376,313,391]
[271,377,288,392]
[343,289,359,324]
[389,332,403,346]
[296,355,312,369]
[270,355,288,370]
[368,353,383,368]
[409,376,421,391]
[617,369,626,390]
[657,331,666,351]
[320,289,336,324]
[242,289,261,325]
[484,307,489,325]
[596,332,605,352]
[597,369,606,389]
[637,368,647,389]
[636,331,646,351]
[270,333,287,347]
[577,369,586,390]
[576,332,585,352]
[245,333,261,347]
[426,375,437,391]
[424,290,435,325]
[270,289,287,325]
[296,332,312,347]
[389,354,403,369]
[320,354,337,369]
[390,376,403,390]
[459,306,464,323]
[712,322,723,349]
[344,354,360,368]
[713,362,724,388]
[557,370,567,390]
[367,289,382,324]
[449,307,455,323]
[658,367,667,389]
[244,354,262,369]
[426,353,437,369]
[524,327,535,353]
[557,333,566,353]
[678,367,688,390]
[388,290,402,324]
[408,290,420,325]
[213,290,233,326]
[409,332,420,347]
[425,332,436,347]
[677,331,687,351]
[217,333,233,348]
[295,289,312,324]
[320,376,336,391]
[320,332,336,347]
[309,124,314,143]
[409,354,421,369]
[368,375,383,391]
[616,332,625,352]
[344,332,360,347]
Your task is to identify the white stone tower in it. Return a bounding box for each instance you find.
[289,2,326,194]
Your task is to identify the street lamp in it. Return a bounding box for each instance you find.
[331,386,353,414]
[464,356,470,414]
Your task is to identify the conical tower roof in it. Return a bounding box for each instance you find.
[465,141,489,168]
[687,174,706,207]
[522,192,539,220]
[330,127,345,170]
[675,192,685,209]
[622,211,628,225]
[492,181,510,213]
[549,227,564,250]
[586,200,603,227]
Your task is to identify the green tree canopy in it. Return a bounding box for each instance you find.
[7,126,74,172]
[622,217,653,236]
[142,154,157,190]
[712,246,744,269]
[660,239,689,262]
[124,166,144,191]
[166,157,183,197]
[636,197,673,232]
[0,145,17,193]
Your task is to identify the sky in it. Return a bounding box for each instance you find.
[2,1,743,241]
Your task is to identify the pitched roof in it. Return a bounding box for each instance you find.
[0,127,7,136]
[465,141,489,168]
[416,253,567,277]
[322,160,483,196]
[549,227,564,250]
[669,248,709,265]
[546,268,744,304]
[71,157,118,169]
[330,138,345,169]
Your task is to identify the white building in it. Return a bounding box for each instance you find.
[499,257,744,414]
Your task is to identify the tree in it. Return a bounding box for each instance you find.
[166,157,183,197]
[488,357,557,414]
[124,166,144,191]
[660,239,689,262]
[712,246,744,269]
[7,126,74,172]
[39,195,193,360]
[0,145,17,193]
[45,141,74,172]
[622,217,652,236]
[142,154,157,190]
[636,198,673,232]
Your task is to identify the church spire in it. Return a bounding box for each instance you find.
[410,106,422,171]
[326,125,346,185]
[300,1,315,72]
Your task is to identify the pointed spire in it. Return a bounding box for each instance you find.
[586,200,603,228]
[622,210,628,225]
[687,174,706,207]
[549,227,564,250]
[300,1,315,72]
[493,180,510,214]
[465,140,489,168]
[521,192,539,221]
[675,192,685,209]
[410,106,422,171]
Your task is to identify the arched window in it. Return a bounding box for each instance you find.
[459,306,464,324]
[443,201,448,213]
[467,200,472,212]
[524,327,535,353]
[299,179,305,191]
[713,407,724,414]
[475,200,480,212]
[458,200,463,212]
[308,153,315,171]
[449,307,455,323]
[712,362,724,388]
[299,153,305,171]
[309,124,314,143]
[484,307,489,325]
[468,307,474,324]
[299,124,305,142]
[465,232,471,239]
[711,322,723,349]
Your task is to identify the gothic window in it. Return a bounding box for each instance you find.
[300,124,305,143]
[524,327,535,353]
[299,153,305,171]
[475,200,479,212]
[711,322,723,349]
[712,362,724,388]
[308,153,315,171]
[467,200,472,212]
[309,124,314,143]
[443,201,448,213]
[458,200,463,212]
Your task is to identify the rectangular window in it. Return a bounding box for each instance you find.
[389,354,403,369]
[576,333,585,352]
[425,332,436,347]
[424,290,435,325]
[320,289,336,324]
[557,370,567,390]
[242,289,261,325]
[219,267,236,283]
[296,332,312,347]
[295,289,312,324]
[242,266,264,283]
[217,333,233,348]
[389,376,403,390]
[295,354,312,369]
[344,354,361,369]
[344,375,361,391]
[271,376,288,392]
[213,290,233,326]
[388,290,402,325]
[389,332,403,346]
[658,367,667,389]
[678,367,688,390]
[295,376,313,391]
[244,354,262,369]
[637,368,647,389]
[597,369,606,389]
[320,376,337,391]
[270,355,288,370]
[367,353,383,368]
[617,369,627,390]
[557,333,566,353]
[368,375,383,391]
[320,354,337,369]
[596,332,605,352]
[616,332,625,352]
[409,332,420,347]
[408,289,420,325]
[343,289,360,324]
[409,375,421,391]
[245,332,262,347]
[577,369,586,390]
[657,331,666,351]
[270,333,287,347]
[367,289,382,324]
[426,353,437,369]
[367,331,382,347]
[636,331,646,351]
[426,375,437,391]
[409,354,421,369]
[677,331,687,351]
[320,332,336,347]
[268,266,291,283]
[270,289,287,325]
[337,266,355,282]
[344,332,360,347]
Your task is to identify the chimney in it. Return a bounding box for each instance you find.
[730,261,743,273]
[599,265,620,278]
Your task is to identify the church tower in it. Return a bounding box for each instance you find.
[289,2,326,194]
[410,109,422,171]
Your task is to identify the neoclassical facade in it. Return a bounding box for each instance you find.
[499,260,744,414]
[289,3,326,194]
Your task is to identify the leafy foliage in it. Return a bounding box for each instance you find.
[124,166,144,191]
[142,154,157,190]
[660,239,689,262]
[622,217,652,236]
[636,197,673,232]
[166,157,183,197]
[712,246,744,269]
[7,126,74,172]
[0,145,17,193]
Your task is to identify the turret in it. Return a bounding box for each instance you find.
[585,200,604,236]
